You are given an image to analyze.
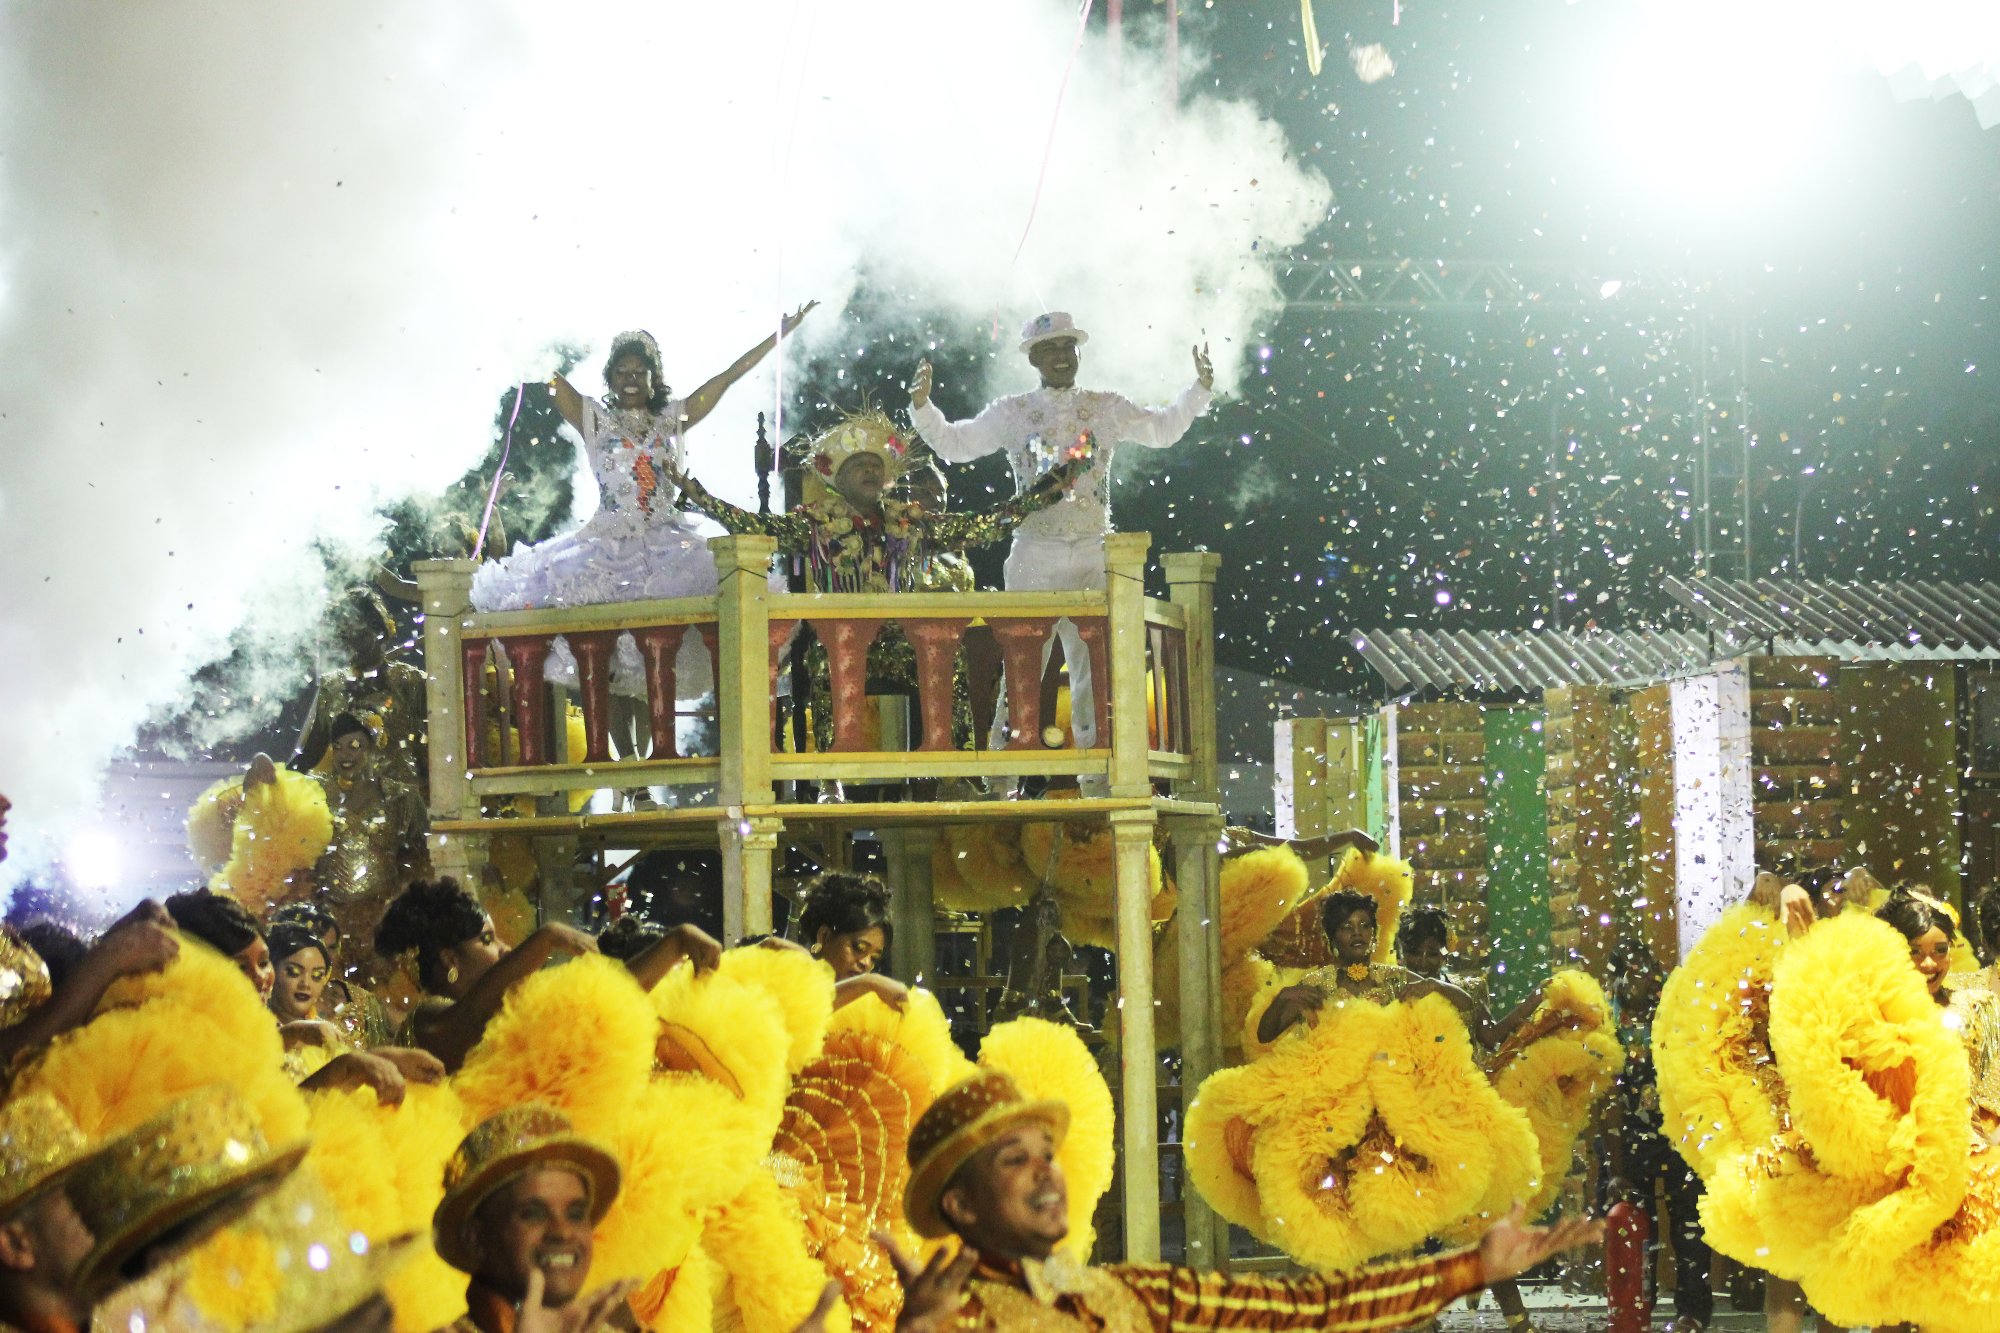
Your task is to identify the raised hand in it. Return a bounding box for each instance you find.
[877,1231,977,1333]
[1193,342,1214,390]
[91,919,179,982]
[515,1270,639,1333]
[782,301,820,335]
[244,752,279,790]
[373,1046,448,1086]
[1477,1203,1603,1284]
[910,360,934,411]
[666,923,723,974]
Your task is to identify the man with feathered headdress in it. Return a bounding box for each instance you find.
[673,410,1092,594]
[886,1071,1602,1333]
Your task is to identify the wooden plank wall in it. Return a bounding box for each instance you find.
[1545,685,1624,975]
[1397,701,1492,975]
[1631,684,1680,964]
[1748,657,1845,877]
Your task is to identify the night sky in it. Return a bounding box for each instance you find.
[843,0,2000,698]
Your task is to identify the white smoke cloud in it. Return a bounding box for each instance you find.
[0,1,1329,892]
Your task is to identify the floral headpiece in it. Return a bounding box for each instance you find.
[800,410,910,507]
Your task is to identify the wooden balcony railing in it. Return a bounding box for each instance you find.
[413,533,1220,817]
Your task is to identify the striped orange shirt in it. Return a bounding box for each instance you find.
[955,1248,1485,1333]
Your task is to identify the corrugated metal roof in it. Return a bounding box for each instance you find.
[1663,577,2000,654]
[1350,628,1721,695]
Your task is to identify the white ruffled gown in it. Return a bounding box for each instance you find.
[472,398,721,700]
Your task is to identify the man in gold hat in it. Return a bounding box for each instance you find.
[430,1105,637,1333]
[0,1093,103,1333]
[887,1071,1602,1333]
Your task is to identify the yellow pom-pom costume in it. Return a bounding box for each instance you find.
[187,770,334,915]
[977,1017,1115,1260]
[1187,994,1539,1271]
[1656,904,2000,1331]
[1487,969,1625,1217]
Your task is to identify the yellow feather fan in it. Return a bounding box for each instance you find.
[1019,801,1167,951]
[827,988,974,1096]
[595,1078,763,1288]
[978,1019,1115,1260]
[651,958,794,1127]
[1488,970,1624,1218]
[716,943,835,1075]
[1652,903,1791,1177]
[452,955,657,1142]
[1220,955,1275,1062]
[931,823,1035,914]
[209,771,335,914]
[1219,847,1313,963]
[18,936,309,1145]
[705,1170,854,1333]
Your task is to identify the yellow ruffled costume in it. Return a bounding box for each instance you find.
[1186,993,1539,1270]
[1486,969,1626,1217]
[977,1017,1116,1261]
[1658,906,1998,1331]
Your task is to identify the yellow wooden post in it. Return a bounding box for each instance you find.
[1162,551,1221,802]
[712,535,779,940]
[412,558,479,885]
[881,828,940,984]
[1111,805,1162,1262]
[1169,815,1226,1268]
[1105,533,1153,799]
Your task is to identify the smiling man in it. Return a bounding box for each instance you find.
[430,1106,637,1333]
[889,1072,1603,1333]
[908,314,1214,779]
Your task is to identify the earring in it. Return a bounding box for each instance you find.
[446,963,460,985]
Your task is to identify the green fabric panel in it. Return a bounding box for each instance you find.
[1483,707,1552,1011]
[1364,711,1389,847]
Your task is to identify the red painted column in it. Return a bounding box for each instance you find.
[768,619,799,744]
[460,638,489,769]
[1071,616,1113,747]
[988,618,1058,750]
[566,631,620,763]
[1605,1199,1652,1333]
[808,618,885,752]
[632,625,686,759]
[901,618,970,751]
[499,636,552,767]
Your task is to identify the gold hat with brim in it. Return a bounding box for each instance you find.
[903,1071,1069,1240]
[65,1085,310,1300]
[0,925,53,1032]
[432,1104,621,1274]
[94,1168,418,1333]
[0,1091,93,1220]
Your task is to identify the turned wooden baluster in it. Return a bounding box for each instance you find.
[767,620,799,743]
[988,618,1057,750]
[566,631,621,763]
[632,625,686,759]
[499,635,553,767]
[460,638,489,769]
[1071,617,1113,747]
[901,618,970,751]
[808,618,885,752]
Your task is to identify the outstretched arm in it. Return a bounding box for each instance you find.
[1123,344,1217,450]
[683,302,817,431]
[549,374,587,434]
[410,923,598,1072]
[922,441,1095,549]
[907,359,1012,464]
[672,468,811,546]
[0,909,179,1069]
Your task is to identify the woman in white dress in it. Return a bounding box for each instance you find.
[471,309,812,703]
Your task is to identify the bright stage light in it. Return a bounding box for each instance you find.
[1602,0,1839,207]
[64,828,122,891]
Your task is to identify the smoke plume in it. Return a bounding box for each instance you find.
[0,1,1329,894]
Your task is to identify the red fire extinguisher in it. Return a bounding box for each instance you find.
[1606,1199,1653,1333]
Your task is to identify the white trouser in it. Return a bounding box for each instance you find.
[992,534,1108,753]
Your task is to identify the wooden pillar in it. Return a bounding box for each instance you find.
[1163,550,1221,801]
[1111,805,1161,1262]
[880,827,939,985]
[413,558,478,885]
[713,535,778,939]
[1105,533,1152,799]
[1169,815,1226,1268]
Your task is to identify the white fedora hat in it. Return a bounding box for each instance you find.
[1019,311,1090,353]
